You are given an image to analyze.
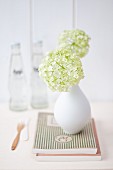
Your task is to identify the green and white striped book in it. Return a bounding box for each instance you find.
[33,112,101,157]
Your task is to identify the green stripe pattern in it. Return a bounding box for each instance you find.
[34,113,96,150]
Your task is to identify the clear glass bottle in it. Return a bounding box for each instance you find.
[31,41,48,109]
[9,43,28,111]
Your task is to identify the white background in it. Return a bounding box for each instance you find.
[0,0,113,103]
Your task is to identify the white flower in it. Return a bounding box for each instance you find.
[39,48,84,92]
[58,29,90,58]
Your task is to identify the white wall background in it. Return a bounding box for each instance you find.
[32,0,73,52]
[77,0,113,101]
[0,0,113,103]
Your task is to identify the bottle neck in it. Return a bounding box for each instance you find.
[10,43,23,72]
[32,53,43,68]
[10,53,23,73]
[32,41,44,69]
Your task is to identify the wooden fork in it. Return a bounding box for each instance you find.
[11,123,25,150]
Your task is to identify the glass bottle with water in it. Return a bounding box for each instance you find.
[9,43,28,111]
[31,41,48,108]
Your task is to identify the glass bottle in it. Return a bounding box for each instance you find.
[9,43,28,111]
[31,41,48,109]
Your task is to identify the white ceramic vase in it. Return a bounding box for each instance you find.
[54,85,91,134]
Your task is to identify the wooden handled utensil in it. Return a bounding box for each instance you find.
[11,123,25,150]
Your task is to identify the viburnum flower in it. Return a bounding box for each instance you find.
[58,29,90,58]
[39,48,84,92]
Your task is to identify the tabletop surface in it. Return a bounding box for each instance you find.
[0,102,113,170]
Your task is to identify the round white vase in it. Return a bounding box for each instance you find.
[54,85,91,134]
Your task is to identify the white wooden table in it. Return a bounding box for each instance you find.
[0,102,113,170]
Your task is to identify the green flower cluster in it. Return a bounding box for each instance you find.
[59,29,90,58]
[39,29,90,92]
[39,49,84,92]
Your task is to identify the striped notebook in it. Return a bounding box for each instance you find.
[33,112,101,160]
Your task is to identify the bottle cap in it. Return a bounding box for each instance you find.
[11,43,21,54]
[11,43,20,49]
[33,41,43,54]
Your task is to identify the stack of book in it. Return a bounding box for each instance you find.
[33,112,101,161]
